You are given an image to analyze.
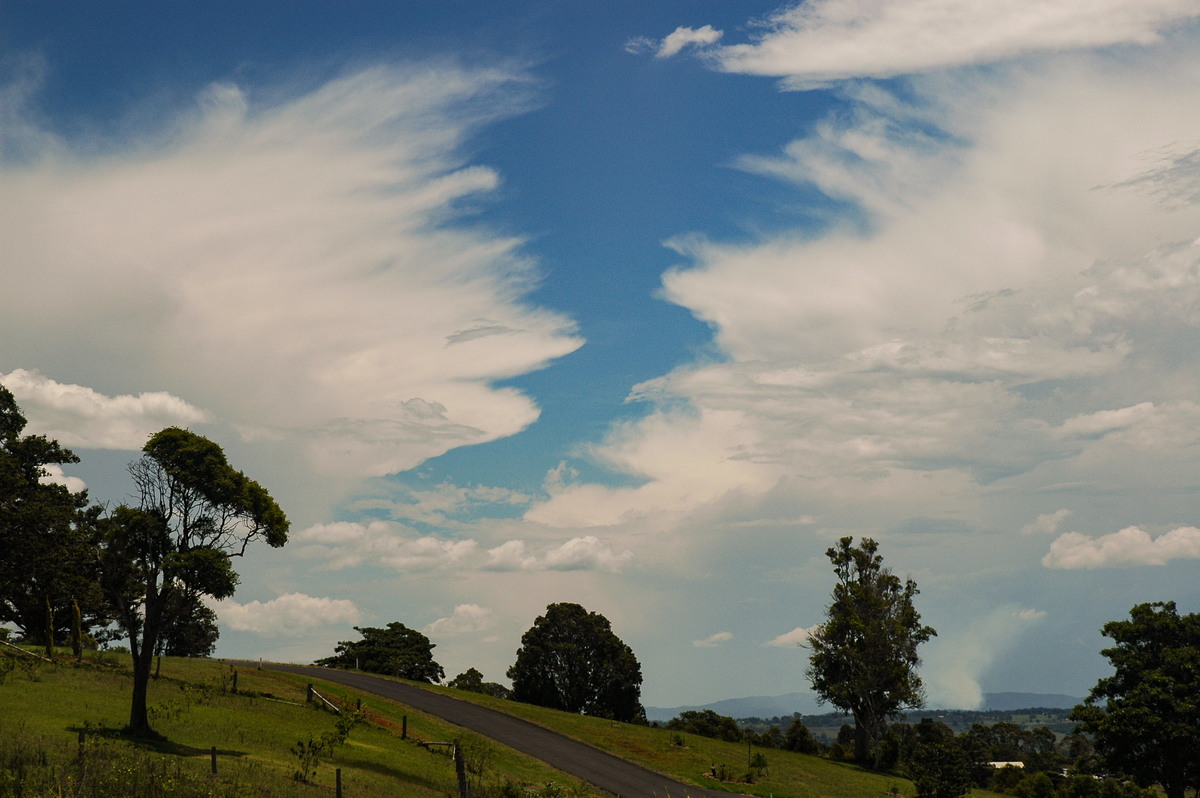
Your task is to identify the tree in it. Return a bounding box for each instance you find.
[316,622,444,682]
[507,602,645,723]
[159,592,220,657]
[0,384,105,655]
[448,667,512,698]
[666,709,743,742]
[907,740,973,798]
[1070,601,1200,798]
[806,537,936,767]
[102,427,289,735]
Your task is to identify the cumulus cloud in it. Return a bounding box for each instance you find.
[297,520,478,571]
[297,521,632,574]
[1043,526,1200,569]
[422,604,496,637]
[0,63,581,496]
[1,368,209,449]
[764,625,819,648]
[38,463,87,493]
[693,631,733,648]
[705,0,1200,87]
[525,44,1200,542]
[483,535,633,572]
[212,592,361,636]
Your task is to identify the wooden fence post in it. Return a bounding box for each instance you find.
[401,715,407,740]
[336,767,343,798]
[454,740,468,798]
[306,683,314,704]
[210,746,217,775]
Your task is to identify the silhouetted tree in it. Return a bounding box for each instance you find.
[508,602,645,723]
[102,427,288,735]
[807,537,936,767]
[317,622,444,682]
[1071,601,1200,798]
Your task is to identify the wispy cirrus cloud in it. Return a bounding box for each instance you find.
[693,631,733,648]
[0,62,581,518]
[652,0,1200,87]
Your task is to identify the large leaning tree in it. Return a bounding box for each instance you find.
[0,383,106,656]
[507,602,646,723]
[101,427,288,735]
[806,537,936,768]
[1070,601,1200,798]
[316,622,445,683]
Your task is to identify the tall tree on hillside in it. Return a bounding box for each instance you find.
[316,622,445,682]
[807,537,936,768]
[507,602,645,723]
[102,427,288,735]
[0,384,105,655]
[1070,601,1200,798]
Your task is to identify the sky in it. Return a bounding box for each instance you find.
[3,0,1200,712]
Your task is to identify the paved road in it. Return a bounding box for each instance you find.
[255,663,730,798]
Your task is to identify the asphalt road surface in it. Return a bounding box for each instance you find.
[255,663,734,798]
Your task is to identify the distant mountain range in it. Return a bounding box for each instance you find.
[644,691,1085,723]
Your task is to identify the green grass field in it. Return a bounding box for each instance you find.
[0,648,1008,798]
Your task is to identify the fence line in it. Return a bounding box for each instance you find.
[0,638,52,662]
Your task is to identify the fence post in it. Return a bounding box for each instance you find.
[401,715,407,740]
[210,746,217,775]
[231,669,238,694]
[454,740,468,798]
[336,767,343,798]
[307,683,314,704]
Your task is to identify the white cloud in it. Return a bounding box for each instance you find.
[1043,526,1200,569]
[524,43,1200,543]
[706,0,1200,87]
[764,625,819,648]
[212,592,361,636]
[297,520,478,571]
[0,64,581,508]
[422,604,496,637]
[38,463,87,493]
[484,535,634,573]
[656,25,723,58]
[1,368,209,449]
[1021,510,1071,536]
[693,631,733,648]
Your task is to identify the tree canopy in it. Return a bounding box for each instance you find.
[806,536,936,767]
[316,622,444,683]
[0,384,105,655]
[507,602,645,723]
[103,427,289,734]
[1070,601,1200,798]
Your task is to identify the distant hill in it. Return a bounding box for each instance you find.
[980,692,1083,711]
[645,691,1085,723]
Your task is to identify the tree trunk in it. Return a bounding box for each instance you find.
[43,595,54,659]
[129,644,153,735]
[853,718,871,765]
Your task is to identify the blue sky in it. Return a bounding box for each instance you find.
[4,0,1200,711]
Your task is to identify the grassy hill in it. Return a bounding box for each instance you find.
[0,648,1007,798]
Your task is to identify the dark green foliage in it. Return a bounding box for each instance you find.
[1071,601,1200,798]
[906,740,973,798]
[103,427,289,734]
[0,384,106,651]
[1012,771,1056,798]
[317,622,445,682]
[807,537,936,767]
[665,709,743,743]
[782,717,821,754]
[507,602,645,723]
[449,667,512,699]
